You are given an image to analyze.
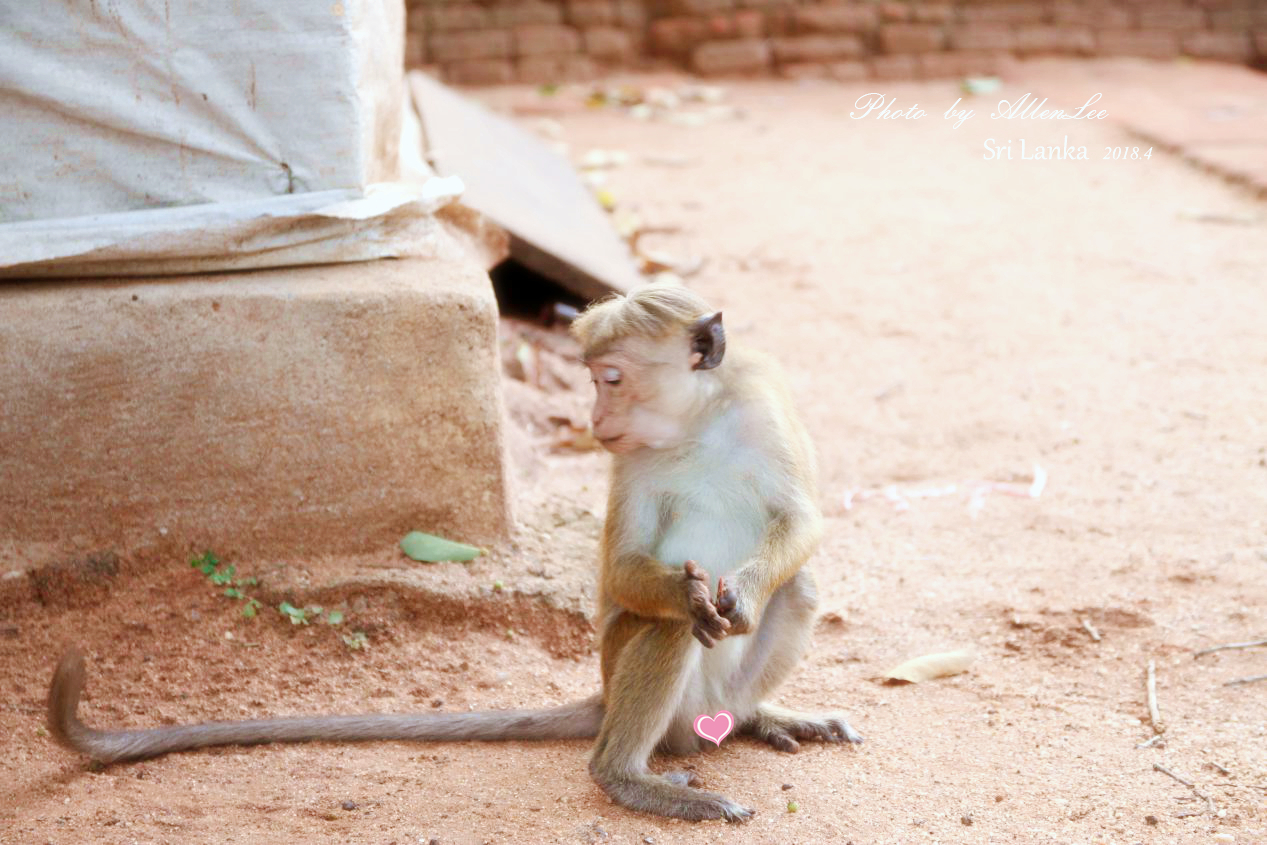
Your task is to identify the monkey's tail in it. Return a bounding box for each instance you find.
[48,647,604,765]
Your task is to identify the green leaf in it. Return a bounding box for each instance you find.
[241,602,257,619]
[400,531,484,563]
[326,610,344,626]
[224,587,244,599]
[279,601,309,625]
[239,576,258,587]
[191,551,220,575]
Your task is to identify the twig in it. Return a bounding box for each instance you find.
[1080,618,1102,642]
[1136,735,1165,749]
[1224,674,1267,686]
[1153,763,1193,788]
[1208,761,1231,776]
[1194,638,1267,658]
[1153,764,1216,815]
[1147,660,1164,734]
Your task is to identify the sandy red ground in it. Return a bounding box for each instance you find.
[3,62,1266,844]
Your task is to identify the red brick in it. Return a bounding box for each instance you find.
[1049,3,1132,28]
[732,10,766,37]
[407,6,428,34]
[1138,6,1208,29]
[699,10,755,38]
[870,54,919,79]
[878,2,911,22]
[765,6,795,36]
[1209,9,1254,29]
[405,31,427,67]
[429,30,514,62]
[1096,29,1181,58]
[428,4,491,31]
[912,3,954,24]
[615,0,646,27]
[567,1,618,27]
[515,24,582,56]
[583,26,636,59]
[706,14,734,37]
[778,61,831,79]
[517,55,599,83]
[660,0,735,14]
[792,4,879,33]
[949,24,1015,51]
[692,38,772,74]
[958,3,1046,24]
[1183,30,1254,61]
[771,34,865,62]
[445,58,515,85]
[492,3,564,27]
[1015,25,1094,54]
[880,23,945,52]
[648,16,710,54]
[828,59,869,80]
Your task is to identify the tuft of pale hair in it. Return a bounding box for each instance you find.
[571,283,713,359]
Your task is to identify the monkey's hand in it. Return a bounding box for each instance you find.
[684,560,730,648]
[716,574,756,636]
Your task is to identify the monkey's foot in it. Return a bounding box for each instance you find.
[662,769,701,787]
[593,772,753,822]
[744,707,863,753]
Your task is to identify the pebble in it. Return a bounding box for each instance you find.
[1212,834,1234,843]
[341,800,358,811]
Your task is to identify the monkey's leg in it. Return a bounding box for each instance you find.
[590,618,753,822]
[735,571,863,752]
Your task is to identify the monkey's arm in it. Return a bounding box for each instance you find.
[603,556,730,646]
[717,503,823,633]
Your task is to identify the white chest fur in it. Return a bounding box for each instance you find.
[623,406,772,579]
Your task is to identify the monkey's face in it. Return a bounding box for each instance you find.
[585,336,703,454]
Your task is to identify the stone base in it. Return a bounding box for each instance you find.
[0,257,512,566]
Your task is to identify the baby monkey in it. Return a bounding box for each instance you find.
[48,283,861,822]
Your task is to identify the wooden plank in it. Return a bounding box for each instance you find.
[410,72,640,300]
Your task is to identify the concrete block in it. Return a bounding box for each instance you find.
[0,258,513,564]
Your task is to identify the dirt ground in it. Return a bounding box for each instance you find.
[3,61,1267,845]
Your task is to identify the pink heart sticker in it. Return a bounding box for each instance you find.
[693,710,735,746]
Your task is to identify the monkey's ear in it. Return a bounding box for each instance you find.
[690,311,725,370]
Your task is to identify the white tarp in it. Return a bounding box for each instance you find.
[0,0,479,278]
[0,0,402,222]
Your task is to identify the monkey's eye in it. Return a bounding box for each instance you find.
[602,367,622,386]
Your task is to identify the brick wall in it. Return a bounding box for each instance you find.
[405,0,1267,83]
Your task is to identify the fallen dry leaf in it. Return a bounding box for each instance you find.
[883,650,975,684]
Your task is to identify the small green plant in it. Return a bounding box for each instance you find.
[278,601,309,625]
[190,552,357,637]
[342,631,369,651]
[278,602,344,626]
[191,551,261,619]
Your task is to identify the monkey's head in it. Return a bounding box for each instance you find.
[571,284,725,455]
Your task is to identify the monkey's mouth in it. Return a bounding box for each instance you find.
[597,436,626,452]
